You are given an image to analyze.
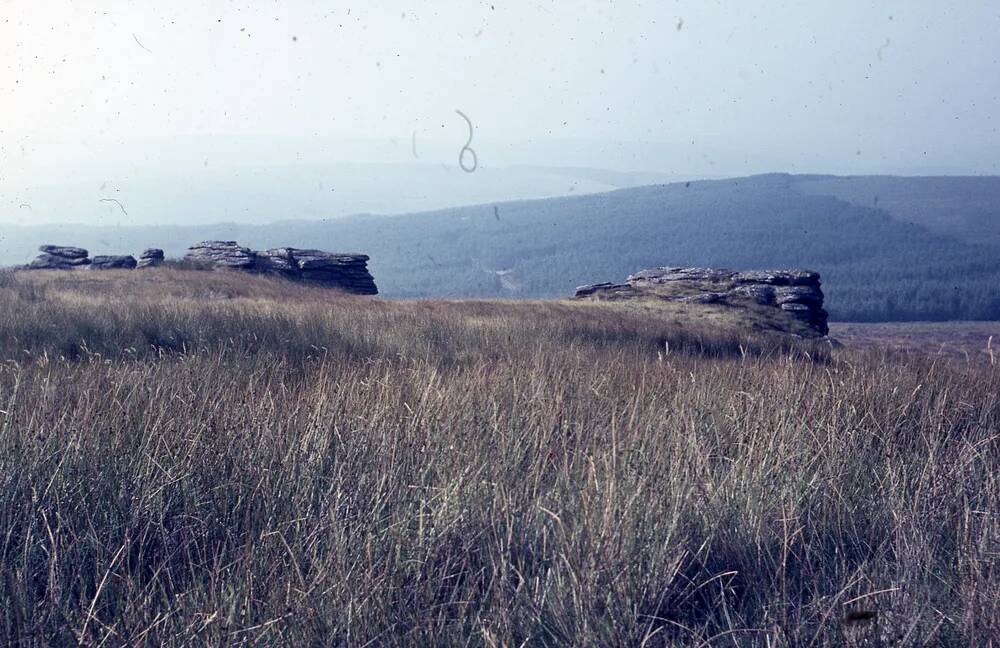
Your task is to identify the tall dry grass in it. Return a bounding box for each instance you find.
[0,269,996,646]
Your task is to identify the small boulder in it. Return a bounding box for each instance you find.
[137,248,165,268]
[27,245,92,269]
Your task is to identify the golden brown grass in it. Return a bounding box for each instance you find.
[0,268,996,646]
[830,321,1000,364]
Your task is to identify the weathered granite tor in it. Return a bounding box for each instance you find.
[28,245,91,269]
[256,247,378,294]
[21,241,378,296]
[185,241,378,295]
[575,266,829,336]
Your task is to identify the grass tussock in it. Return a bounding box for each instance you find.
[0,268,996,646]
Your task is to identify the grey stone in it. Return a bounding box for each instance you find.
[577,264,829,337]
[89,255,138,270]
[185,242,378,295]
[21,240,378,294]
[735,269,820,286]
[38,245,88,259]
[629,267,737,284]
[137,257,163,268]
[28,254,91,269]
[774,285,823,305]
[185,241,256,268]
[731,284,776,305]
[257,248,298,273]
[294,251,370,271]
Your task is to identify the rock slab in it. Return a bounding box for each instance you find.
[185,241,257,269]
[28,246,91,269]
[38,245,88,259]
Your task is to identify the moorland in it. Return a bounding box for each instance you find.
[0,268,996,645]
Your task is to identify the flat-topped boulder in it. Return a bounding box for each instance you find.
[38,245,88,259]
[258,248,377,294]
[27,245,91,269]
[575,265,829,337]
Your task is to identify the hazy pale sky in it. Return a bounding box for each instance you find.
[2,1,999,224]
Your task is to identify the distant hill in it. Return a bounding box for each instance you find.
[3,173,1000,321]
[794,175,1000,246]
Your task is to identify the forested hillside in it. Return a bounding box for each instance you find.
[794,175,1000,246]
[3,174,1000,321]
[261,174,1000,321]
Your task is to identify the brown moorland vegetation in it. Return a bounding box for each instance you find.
[830,321,1000,365]
[0,268,996,646]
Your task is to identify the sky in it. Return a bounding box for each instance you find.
[1,0,999,224]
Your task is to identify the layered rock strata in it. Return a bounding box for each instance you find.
[185,241,378,295]
[28,245,91,269]
[137,249,165,268]
[21,242,378,296]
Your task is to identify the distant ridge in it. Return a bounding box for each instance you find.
[2,174,999,321]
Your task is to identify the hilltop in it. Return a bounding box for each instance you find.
[0,267,824,360]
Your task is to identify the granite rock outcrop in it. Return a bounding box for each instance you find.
[20,242,378,296]
[575,266,829,336]
[185,241,378,294]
